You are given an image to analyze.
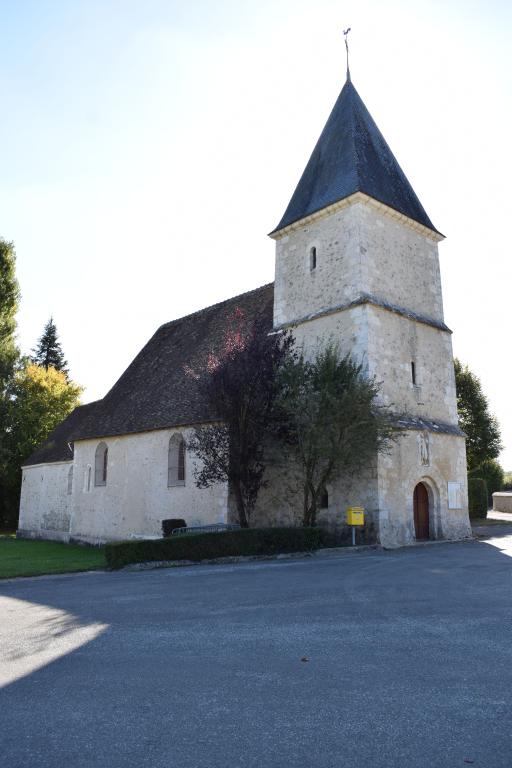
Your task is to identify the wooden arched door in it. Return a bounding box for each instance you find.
[413,482,430,540]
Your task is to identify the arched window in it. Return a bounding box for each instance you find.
[310,246,317,271]
[168,433,186,487]
[320,488,328,509]
[67,465,74,495]
[94,442,108,487]
[84,465,92,493]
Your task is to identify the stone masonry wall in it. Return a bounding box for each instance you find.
[70,428,229,544]
[273,199,444,331]
[18,462,73,542]
[377,430,470,548]
[366,306,458,423]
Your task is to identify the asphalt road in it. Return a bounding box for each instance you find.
[1,536,512,768]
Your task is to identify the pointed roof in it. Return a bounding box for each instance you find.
[273,78,438,235]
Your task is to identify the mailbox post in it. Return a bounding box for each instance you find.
[346,506,364,546]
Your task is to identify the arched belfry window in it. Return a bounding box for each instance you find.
[94,442,108,487]
[168,433,186,487]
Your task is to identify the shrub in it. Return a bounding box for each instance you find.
[105,526,323,570]
[469,459,503,505]
[162,519,186,538]
[468,477,488,519]
[503,471,512,491]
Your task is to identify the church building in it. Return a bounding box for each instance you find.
[18,68,472,548]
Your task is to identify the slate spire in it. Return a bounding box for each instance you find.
[273,78,438,234]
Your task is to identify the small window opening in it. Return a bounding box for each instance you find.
[168,434,186,487]
[309,246,317,271]
[411,361,416,385]
[84,465,92,493]
[320,489,328,509]
[94,443,108,486]
[67,465,74,495]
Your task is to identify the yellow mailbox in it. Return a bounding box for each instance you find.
[346,506,365,526]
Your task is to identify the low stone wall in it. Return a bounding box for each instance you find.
[492,492,512,513]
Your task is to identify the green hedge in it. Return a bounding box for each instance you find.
[105,527,323,570]
[468,477,488,519]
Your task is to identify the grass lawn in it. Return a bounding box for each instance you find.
[0,535,106,579]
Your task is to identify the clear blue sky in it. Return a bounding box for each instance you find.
[1,0,511,466]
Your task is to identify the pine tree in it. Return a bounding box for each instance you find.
[32,317,69,377]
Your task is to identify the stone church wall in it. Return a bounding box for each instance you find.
[18,461,73,542]
[357,202,444,322]
[377,430,471,548]
[273,199,444,332]
[249,446,380,542]
[366,306,459,423]
[70,428,229,544]
[273,203,361,329]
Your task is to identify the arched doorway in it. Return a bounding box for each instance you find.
[413,482,430,540]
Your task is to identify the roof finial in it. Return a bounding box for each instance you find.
[343,27,351,81]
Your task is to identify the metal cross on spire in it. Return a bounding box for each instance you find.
[343,27,351,81]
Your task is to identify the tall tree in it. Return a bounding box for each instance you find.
[0,238,20,393]
[1,363,82,529]
[454,359,502,473]
[277,346,395,527]
[0,239,21,527]
[32,317,69,376]
[187,309,293,528]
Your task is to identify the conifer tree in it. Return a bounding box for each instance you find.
[32,317,69,377]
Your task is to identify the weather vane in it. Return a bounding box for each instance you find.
[343,27,351,80]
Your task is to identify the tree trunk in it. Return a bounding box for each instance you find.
[302,483,311,527]
[233,479,249,528]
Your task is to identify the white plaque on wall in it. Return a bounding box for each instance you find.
[448,482,462,509]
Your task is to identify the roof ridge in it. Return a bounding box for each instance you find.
[156,282,274,333]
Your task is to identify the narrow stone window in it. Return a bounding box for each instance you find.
[84,465,92,493]
[168,433,186,487]
[309,246,317,271]
[94,442,108,486]
[320,489,328,509]
[411,361,416,385]
[67,465,74,495]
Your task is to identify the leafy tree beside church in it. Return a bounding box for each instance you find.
[0,239,20,393]
[187,309,294,528]
[277,346,395,527]
[32,317,69,377]
[454,358,503,509]
[1,364,82,529]
[0,240,82,529]
[454,359,502,473]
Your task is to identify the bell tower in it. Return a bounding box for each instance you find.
[269,75,471,546]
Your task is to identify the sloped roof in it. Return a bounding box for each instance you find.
[22,401,101,466]
[273,78,438,234]
[68,283,275,442]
